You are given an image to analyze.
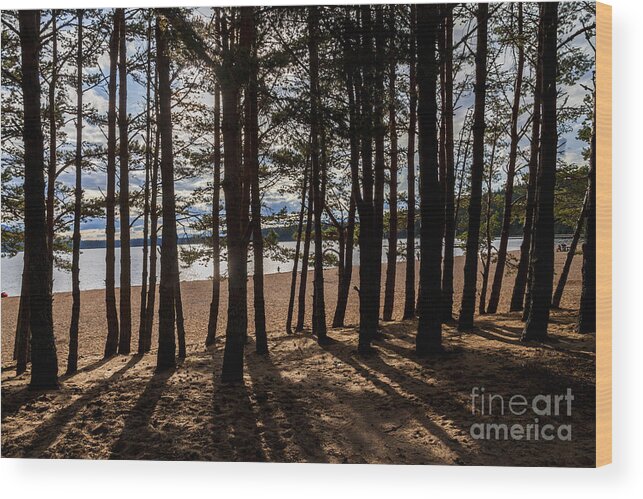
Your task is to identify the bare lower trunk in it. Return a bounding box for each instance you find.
[67,9,83,374]
[415,4,443,354]
[308,6,328,344]
[206,81,221,347]
[333,195,355,327]
[383,7,398,322]
[441,5,456,323]
[578,102,596,334]
[117,8,131,355]
[143,100,160,353]
[403,4,417,321]
[286,158,309,334]
[175,267,186,358]
[246,10,267,353]
[356,5,378,353]
[487,4,524,315]
[20,10,59,390]
[522,3,558,341]
[138,18,153,355]
[372,6,386,328]
[155,14,177,370]
[104,12,120,358]
[458,4,488,331]
[295,179,314,332]
[221,9,250,383]
[46,10,57,282]
[511,18,543,313]
[15,255,30,375]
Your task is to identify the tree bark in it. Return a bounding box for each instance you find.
[155,13,178,370]
[333,195,355,328]
[295,175,313,332]
[20,10,59,390]
[286,158,309,334]
[403,4,417,321]
[487,3,525,314]
[522,2,558,341]
[206,78,222,347]
[479,140,497,315]
[118,8,132,355]
[383,7,398,322]
[143,88,160,353]
[104,11,120,358]
[372,6,386,327]
[336,20,360,329]
[46,10,57,281]
[458,4,488,331]
[67,9,83,374]
[308,6,328,344]
[138,17,152,355]
[15,253,30,374]
[510,17,543,313]
[441,5,456,322]
[578,99,596,333]
[356,5,379,354]
[175,264,186,358]
[246,7,268,353]
[415,4,443,355]
[221,9,249,383]
[458,3,489,331]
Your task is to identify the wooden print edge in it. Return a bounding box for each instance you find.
[595,0,612,468]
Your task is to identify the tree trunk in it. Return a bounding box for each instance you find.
[383,7,398,323]
[206,79,222,347]
[143,90,160,353]
[415,4,443,355]
[458,4,488,331]
[138,17,152,355]
[578,100,596,333]
[246,7,268,354]
[403,4,417,321]
[479,141,497,315]
[295,176,314,332]
[221,9,249,383]
[372,6,386,328]
[67,9,83,374]
[15,253,30,374]
[155,14,177,370]
[487,3,525,314]
[336,22,360,330]
[308,6,328,344]
[453,117,472,230]
[552,190,587,308]
[175,265,186,358]
[510,17,543,313]
[20,10,59,390]
[46,10,57,281]
[356,5,379,354]
[333,195,355,328]
[441,5,456,322]
[286,158,309,333]
[104,11,120,358]
[522,2,558,341]
[118,8,131,355]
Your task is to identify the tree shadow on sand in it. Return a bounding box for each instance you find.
[109,366,176,459]
[244,347,328,462]
[6,355,141,458]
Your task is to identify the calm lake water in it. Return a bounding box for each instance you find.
[0,237,525,296]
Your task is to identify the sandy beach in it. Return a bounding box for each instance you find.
[1,251,595,465]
